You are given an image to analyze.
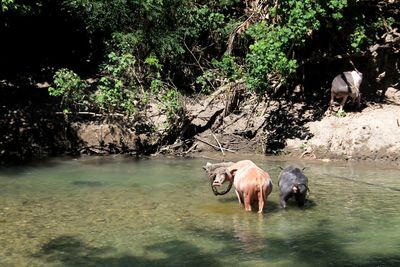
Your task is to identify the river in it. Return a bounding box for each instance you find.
[1,155,400,266]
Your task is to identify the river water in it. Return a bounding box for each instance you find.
[1,155,400,267]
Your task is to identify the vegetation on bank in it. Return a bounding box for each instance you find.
[1,0,399,160]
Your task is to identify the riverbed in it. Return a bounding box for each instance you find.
[1,156,400,266]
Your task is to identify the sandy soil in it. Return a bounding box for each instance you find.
[286,102,400,161]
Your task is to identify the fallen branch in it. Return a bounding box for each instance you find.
[183,142,198,154]
[194,136,237,153]
[201,155,223,161]
[212,133,226,156]
[55,111,103,117]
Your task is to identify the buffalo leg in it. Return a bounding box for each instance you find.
[279,192,286,208]
[339,95,348,111]
[258,190,264,214]
[329,93,335,111]
[244,193,252,212]
[280,192,292,208]
[235,189,243,205]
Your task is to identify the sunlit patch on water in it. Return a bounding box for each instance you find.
[0,156,400,266]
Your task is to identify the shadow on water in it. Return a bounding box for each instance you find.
[34,224,399,267]
[71,181,104,187]
[187,220,400,267]
[282,198,317,209]
[33,235,222,267]
[216,196,238,203]
[0,155,139,177]
[76,155,141,166]
[0,157,66,177]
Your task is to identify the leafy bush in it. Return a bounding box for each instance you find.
[1,0,15,11]
[160,87,184,122]
[244,0,348,93]
[350,25,367,53]
[246,22,299,92]
[94,77,137,114]
[48,69,88,111]
[212,54,243,82]
[196,70,216,95]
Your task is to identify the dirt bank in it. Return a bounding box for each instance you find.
[1,84,399,163]
[179,86,400,162]
[286,103,400,161]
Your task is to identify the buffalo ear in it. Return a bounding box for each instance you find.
[227,169,235,180]
[229,166,239,176]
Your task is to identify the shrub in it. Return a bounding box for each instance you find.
[48,69,89,112]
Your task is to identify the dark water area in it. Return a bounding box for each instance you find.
[1,156,400,267]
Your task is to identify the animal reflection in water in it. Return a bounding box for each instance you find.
[232,214,267,253]
[203,160,273,214]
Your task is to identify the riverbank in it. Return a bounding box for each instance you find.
[1,85,399,164]
[179,86,400,163]
[286,101,400,162]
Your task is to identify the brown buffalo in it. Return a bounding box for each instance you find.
[212,160,273,213]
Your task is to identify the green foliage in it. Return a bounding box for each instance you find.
[63,0,240,74]
[244,0,348,93]
[48,52,142,115]
[348,16,399,53]
[109,32,144,55]
[327,0,347,20]
[196,54,243,94]
[94,51,141,114]
[335,110,347,117]
[94,77,137,114]
[218,0,240,7]
[102,52,136,78]
[1,0,14,11]
[350,25,367,53]
[48,69,88,111]
[299,143,308,151]
[245,22,299,92]
[160,87,183,122]
[196,70,216,95]
[40,0,394,115]
[145,57,184,124]
[57,0,242,121]
[212,54,242,82]
[0,0,38,14]
[145,55,163,73]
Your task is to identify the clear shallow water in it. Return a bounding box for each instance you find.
[1,156,400,267]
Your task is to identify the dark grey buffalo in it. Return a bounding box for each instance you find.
[329,70,363,112]
[278,165,309,208]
